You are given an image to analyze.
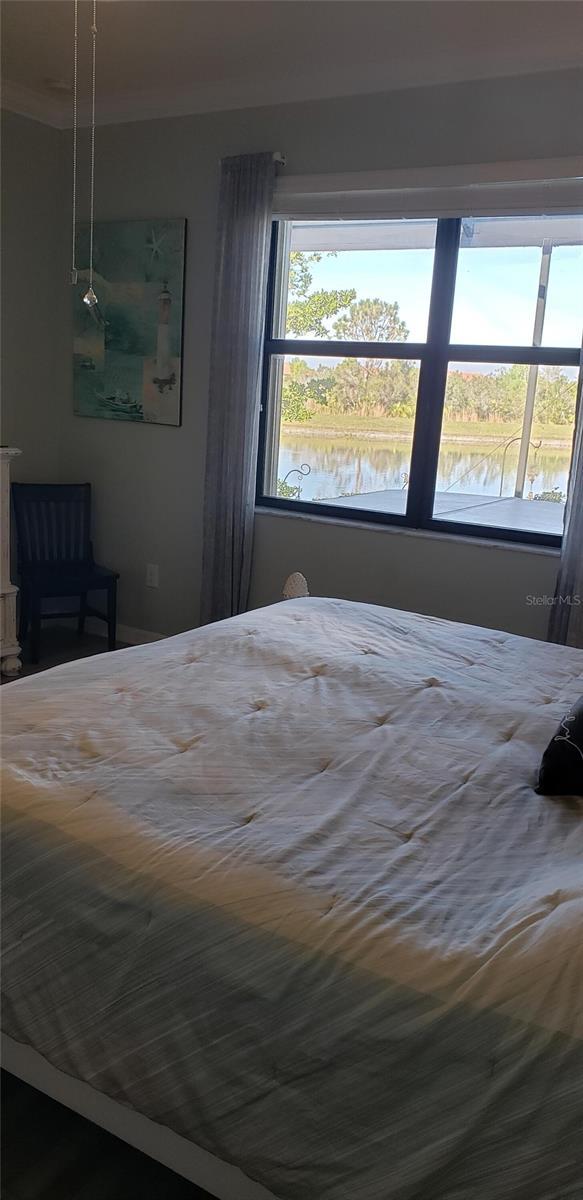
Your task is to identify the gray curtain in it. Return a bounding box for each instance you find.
[200,152,276,625]
[549,351,583,647]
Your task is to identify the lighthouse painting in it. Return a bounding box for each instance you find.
[73,219,185,425]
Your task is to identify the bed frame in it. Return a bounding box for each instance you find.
[2,1034,279,1199]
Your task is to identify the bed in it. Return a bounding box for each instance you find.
[2,597,583,1200]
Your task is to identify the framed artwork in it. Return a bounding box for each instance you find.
[73,219,186,426]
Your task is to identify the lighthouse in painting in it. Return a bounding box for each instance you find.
[152,281,176,394]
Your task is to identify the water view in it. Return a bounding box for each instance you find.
[278,432,572,504]
[275,426,571,535]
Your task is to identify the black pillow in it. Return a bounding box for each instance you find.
[537,695,583,797]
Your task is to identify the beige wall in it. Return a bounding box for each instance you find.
[3,68,582,636]
[1,112,65,481]
[250,511,560,639]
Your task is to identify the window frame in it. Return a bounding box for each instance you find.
[256,217,581,548]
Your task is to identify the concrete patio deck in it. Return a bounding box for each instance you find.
[326,489,564,535]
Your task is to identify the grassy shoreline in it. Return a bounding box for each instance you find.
[282,417,572,449]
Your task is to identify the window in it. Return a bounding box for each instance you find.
[257,213,582,546]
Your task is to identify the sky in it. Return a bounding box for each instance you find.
[290,243,583,351]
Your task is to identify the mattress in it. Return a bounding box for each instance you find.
[2,598,583,1200]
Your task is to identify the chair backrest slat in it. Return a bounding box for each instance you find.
[12,484,92,567]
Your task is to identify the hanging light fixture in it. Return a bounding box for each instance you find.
[83,1,98,308]
[70,0,78,285]
[71,0,99,310]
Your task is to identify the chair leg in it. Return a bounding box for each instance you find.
[30,595,42,664]
[107,581,117,652]
[78,591,88,636]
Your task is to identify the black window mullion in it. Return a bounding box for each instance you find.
[256,221,279,504]
[447,344,580,367]
[406,218,461,526]
[265,338,427,361]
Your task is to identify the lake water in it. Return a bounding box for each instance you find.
[277,433,571,503]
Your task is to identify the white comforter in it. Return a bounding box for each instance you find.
[3,599,583,1199]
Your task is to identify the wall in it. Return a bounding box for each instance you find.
[4,68,582,636]
[1,112,65,481]
[250,511,560,640]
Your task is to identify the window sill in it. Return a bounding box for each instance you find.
[254,504,561,557]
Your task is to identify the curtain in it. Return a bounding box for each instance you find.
[549,352,583,648]
[200,152,276,625]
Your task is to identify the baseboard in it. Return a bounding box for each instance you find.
[85,617,165,645]
[56,617,165,646]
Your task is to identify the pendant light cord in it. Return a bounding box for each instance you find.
[88,0,97,292]
[71,0,78,283]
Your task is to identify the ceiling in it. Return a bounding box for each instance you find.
[2,0,583,129]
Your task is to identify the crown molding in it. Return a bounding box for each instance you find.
[5,66,420,129]
[1,79,69,128]
[3,60,583,132]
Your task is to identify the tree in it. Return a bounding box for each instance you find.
[442,365,576,426]
[329,359,367,414]
[281,378,313,422]
[278,258,577,430]
[333,298,409,343]
[535,366,577,425]
[329,358,418,417]
[281,358,335,422]
[378,360,418,417]
[328,299,410,413]
[285,251,355,338]
[490,364,532,422]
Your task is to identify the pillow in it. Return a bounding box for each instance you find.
[537,696,583,797]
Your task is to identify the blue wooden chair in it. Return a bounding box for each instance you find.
[12,483,119,664]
